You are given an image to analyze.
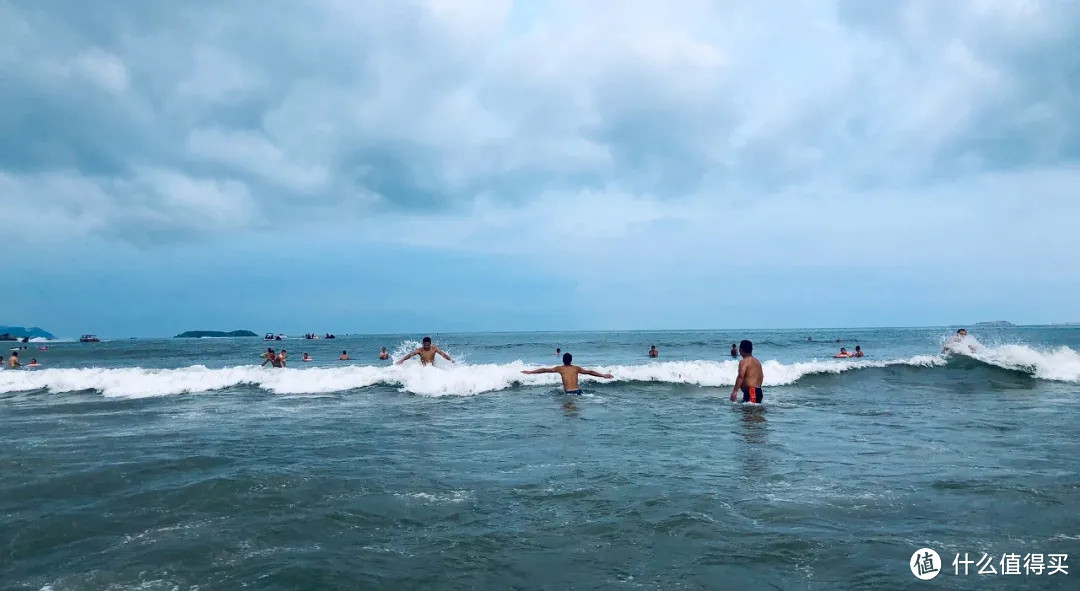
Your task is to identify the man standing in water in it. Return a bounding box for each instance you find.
[397,336,453,366]
[379,347,390,360]
[522,352,614,395]
[7,350,20,368]
[731,340,764,403]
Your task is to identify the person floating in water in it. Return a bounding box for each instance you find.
[853,346,864,358]
[7,350,19,368]
[302,353,312,362]
[648,345,658,358]
[261,348,282,368]
[521,352,614,395]
[28,358,39,367]
[730,343,738,357]
[944,328,977,353]
[397,337,453,366]
[730,340,763,403]
[556,347,561,357]
[834,347,850,358]
[339,350,350,361]
[379,347,390,360]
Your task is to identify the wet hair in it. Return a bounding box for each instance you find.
[267,347,274,353]
[840,347,847,352]
[731,343,736,347]
[556,348,561,353]
[739,340,752,355]
[957,329,967,334]
[422,336,432,344]
[381,347,387,351]
[11,351,17,357]
[342,350,347,355]
[855,346,861,351]
[562,352,572,365]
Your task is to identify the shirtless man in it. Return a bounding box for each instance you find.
[397,336,453,366]
[7,351,19,369]
[261,348,282,368]
[730,343,738,357]
[730,340,764,403]
[278,349,288,367]
[521,352,613,394]
[379,347,390,360]
[834,347,850,358]
[339,350,350,361]
[853,346,864,358]
[648,345,658,358]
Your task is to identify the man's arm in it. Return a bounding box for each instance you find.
[437,347,453,362]
[731,359,747,401]
[396,350,418,365]
[521,367,557,375]
[580,368,614,379]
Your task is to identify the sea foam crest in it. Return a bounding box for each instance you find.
[943,336,1080,382]
[0,356,947,398]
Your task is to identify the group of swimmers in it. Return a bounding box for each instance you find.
[6,351,40,368]
[536,340,767,404]
[260,338,447,368]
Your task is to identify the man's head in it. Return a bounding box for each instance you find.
[957,329,968,336]
[840,347,847,353]
[731,343,736,348]
[11,351,17,357]
[267,347,274,353]
[342,350,347,355]
[855,346,861,352]
[381,347,387,352]
[422,336,432,349]
[650,345,656,349]
[562,352,572,365]
[739,340,752,356]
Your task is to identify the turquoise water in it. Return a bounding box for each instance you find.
[2,327,1079,589]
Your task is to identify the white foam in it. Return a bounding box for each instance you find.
[944,338,1080,382]
[0,356,954,398]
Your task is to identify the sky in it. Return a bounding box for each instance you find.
[2,0,1079,337]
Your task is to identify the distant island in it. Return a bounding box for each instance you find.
[174,330,258,338]
[973,321,1015,327]
[0,325,56,340]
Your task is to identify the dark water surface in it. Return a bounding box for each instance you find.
[2,328,1078,589]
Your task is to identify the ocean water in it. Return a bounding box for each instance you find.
[2,327,1079,590]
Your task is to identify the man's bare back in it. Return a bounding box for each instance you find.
[522,353,613,393]
[731,340,764,403]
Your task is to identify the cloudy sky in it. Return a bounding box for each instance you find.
[2,0,1079,337]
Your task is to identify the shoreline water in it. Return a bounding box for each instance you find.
[3,327,1078,589]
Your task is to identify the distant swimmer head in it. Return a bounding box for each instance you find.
[342,350,347,355]
[563,352,572,365]
[855,346,861,352]
[381,347,387,352]
[267,347,274,353]
[957,329,968,336]
[840,347,847,353]
[739,340,752,355]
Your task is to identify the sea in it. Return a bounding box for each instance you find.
[2,326,1079,590]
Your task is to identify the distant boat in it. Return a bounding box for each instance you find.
[0,333,17,341]
[264,333,275,340]
[79,334,101,343]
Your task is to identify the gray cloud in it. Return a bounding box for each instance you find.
[1,0,1079,244]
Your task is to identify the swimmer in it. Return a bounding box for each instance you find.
[339,350,350,361]
[8,350,20,368]
[730,340,764,403]
[521,352,614,395]
[261,348,282,368]
[853,345,864,358]
[944,328,976,354]
[379,347,390,360]
[834,347,850,358]
[28,358,39,367]
[730,343,738,357]
[556,347,561,356]
[648,345,658,358]
[278,349,287,367]
[397,336,453,366]
[302,353,312,362]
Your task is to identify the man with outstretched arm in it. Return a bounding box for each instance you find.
[522,352,614,395]
[731,340,764,403]
[397,336,453,366]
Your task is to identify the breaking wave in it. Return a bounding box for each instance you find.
[2,339,1076,398]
